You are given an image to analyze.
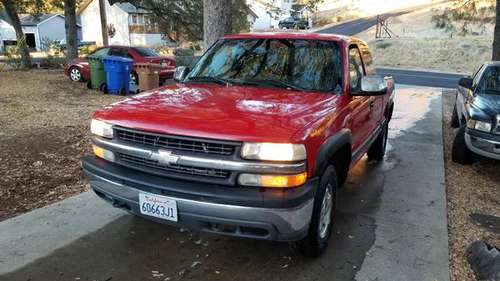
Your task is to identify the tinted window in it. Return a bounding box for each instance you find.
[109,48,129,57]
[187,39,342,92]
[349,47,364,92]
[133,47,160,57]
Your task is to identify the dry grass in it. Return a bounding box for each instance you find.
[442,91,500,281]
[0,69,121,220]
[356,4,494,74]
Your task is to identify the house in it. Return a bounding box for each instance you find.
[0,11,82,52]
[78,0,168,47]
[247,0,298,30]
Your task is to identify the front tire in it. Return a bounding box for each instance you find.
[299,165,337,257]
[367,123,389,161]
[452,126,474,165]
[69,67,82,82]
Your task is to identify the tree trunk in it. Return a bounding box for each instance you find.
[64,0,78,61]
[1,0,31,68]
[493,0,500,60]
[98,0,109,46]
[203,0,232,50]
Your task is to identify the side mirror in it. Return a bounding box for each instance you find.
[353,75,388,96]
[458,77,473,89]
[174,66,190,82]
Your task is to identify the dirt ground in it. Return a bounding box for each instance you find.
[0,69,121,221]
[356,4,493,74]
[442,91,500,281]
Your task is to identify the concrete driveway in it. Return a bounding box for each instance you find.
[0,85,449,281]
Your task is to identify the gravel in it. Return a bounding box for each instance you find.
[442,91,500,281]
[0,69,121,221]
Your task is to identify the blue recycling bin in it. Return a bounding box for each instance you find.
[102,56,134,95]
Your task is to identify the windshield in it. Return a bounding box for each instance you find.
[476,66,500,95]
[133,47,160,57]
[186,39,342,92]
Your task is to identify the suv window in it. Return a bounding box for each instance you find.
[91,47,109,57]
[348,46,364,92]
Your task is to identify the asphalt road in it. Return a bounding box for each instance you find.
[377,68,464,89]
[317,12,408,36]
[0,85,449,281]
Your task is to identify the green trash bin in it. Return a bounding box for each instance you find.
[87,55,107,91]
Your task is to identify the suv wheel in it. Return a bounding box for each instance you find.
[451,104,460,128]
[367,123,388,161]
[452,126,474,165]
[299,165,337,257]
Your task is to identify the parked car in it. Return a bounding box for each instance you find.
[64,46,175,84]
[452,62,500,164]
[82,33,395,256]
[278,17,309,30]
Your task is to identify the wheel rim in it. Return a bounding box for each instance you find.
[319,184,333,239]
[70,68,81,81]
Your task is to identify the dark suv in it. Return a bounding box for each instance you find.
[278,17,309,30]
[452,62,500,164]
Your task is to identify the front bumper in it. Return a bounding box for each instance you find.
[465,129,500,160]
[82,154,316,241]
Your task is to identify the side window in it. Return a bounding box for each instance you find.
[472,65,485,88]
[91,47,109,57]
[109,48,129,58]
[349,46,364,92]
[359,43,375,75]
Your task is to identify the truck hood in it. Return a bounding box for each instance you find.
[94,84,340,143]
[470,94,500,119]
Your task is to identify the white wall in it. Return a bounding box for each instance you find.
[130,33,163,46]
[0,19,16,50]
[80,0,129,45]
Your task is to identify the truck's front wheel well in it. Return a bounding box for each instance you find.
[330,144,351,188]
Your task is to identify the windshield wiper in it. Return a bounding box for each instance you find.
[185,76,233,85]
[242,79,306,91]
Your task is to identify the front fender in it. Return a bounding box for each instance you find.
[312,129,352,177]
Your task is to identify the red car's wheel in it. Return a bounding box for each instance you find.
[69,67,82,82]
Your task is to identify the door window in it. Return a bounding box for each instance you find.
[349,46,364,92]
[90,47,109,57]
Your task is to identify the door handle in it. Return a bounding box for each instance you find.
[369,100,375,108]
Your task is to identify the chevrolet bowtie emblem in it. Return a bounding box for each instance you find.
[154,150,180,166]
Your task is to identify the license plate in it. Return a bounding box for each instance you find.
[139,193,178,222]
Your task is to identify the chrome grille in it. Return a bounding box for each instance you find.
[115,127,236,156]
[118,153,230,179]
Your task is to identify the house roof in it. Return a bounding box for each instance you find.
[78,0,151,15]
[0,12,81,27]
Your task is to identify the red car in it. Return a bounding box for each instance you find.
[83,33,395,256]
[64,46,176,84]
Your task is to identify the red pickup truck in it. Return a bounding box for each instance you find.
[83,32,394,256]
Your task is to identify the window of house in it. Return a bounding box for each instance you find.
[131,14,138,25]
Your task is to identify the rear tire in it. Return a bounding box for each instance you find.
[299,165,337,257]
[451,104,460,128]
[367,123,388,161]
[452,126,474,165]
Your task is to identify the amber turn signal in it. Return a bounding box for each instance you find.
[238,172,307,188]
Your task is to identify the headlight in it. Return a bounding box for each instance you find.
[90,119,114,138]
[238,172,307,188]
[467,119,492,133]
[241,143,306,161]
